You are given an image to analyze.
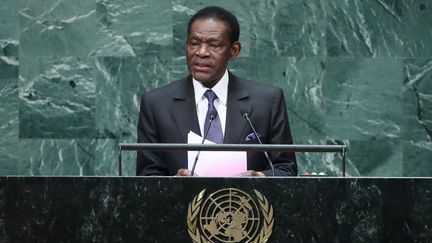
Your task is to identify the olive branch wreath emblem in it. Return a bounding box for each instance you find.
[187,189,274,243]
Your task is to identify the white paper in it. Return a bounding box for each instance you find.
[187,131,247,177]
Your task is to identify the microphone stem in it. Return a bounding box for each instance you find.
[244,114,275,177]
[191,116,215,176]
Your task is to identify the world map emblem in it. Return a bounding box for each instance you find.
[187,188,274,243]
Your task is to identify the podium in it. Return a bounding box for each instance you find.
[1,176,431,242]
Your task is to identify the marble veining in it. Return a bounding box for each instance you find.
[19,56,95,138]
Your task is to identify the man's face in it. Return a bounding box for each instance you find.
[186,18,241,88]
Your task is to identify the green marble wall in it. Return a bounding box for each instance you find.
[0,0,431,176]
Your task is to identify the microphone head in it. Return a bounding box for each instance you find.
[209,109,218,120]
[240,109,249,118]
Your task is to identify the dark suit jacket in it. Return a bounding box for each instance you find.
[136,72,297,176]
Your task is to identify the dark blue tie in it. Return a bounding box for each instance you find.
[204,90,223,143]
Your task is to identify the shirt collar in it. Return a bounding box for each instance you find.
[193,69,229,106]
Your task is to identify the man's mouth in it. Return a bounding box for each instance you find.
[193,63,212,71]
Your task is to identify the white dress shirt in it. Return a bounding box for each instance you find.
[192,69,229,137]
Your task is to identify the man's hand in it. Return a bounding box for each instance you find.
[237,170,265,177]
[176,169,191,176]
[176,169,200,176]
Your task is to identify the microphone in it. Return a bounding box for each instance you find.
[190,109,218,176]
[241,111,275,176]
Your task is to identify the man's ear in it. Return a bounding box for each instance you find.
[230,41,241,60]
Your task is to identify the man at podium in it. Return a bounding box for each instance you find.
[136,6,297,177]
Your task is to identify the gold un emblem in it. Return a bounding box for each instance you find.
[187,188,274,243]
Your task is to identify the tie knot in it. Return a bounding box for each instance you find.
[204,90,217,103]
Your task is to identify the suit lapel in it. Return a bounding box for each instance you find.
[224,73,252,144]
[171,76,201,141]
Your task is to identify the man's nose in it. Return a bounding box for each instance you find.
[196,44,210,57]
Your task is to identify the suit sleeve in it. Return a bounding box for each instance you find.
[136,93,169,176]
[264,88,298,176]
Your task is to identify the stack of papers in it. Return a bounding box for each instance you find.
[187,131,247,177]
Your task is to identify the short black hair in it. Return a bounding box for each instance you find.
[187,6,240,44]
